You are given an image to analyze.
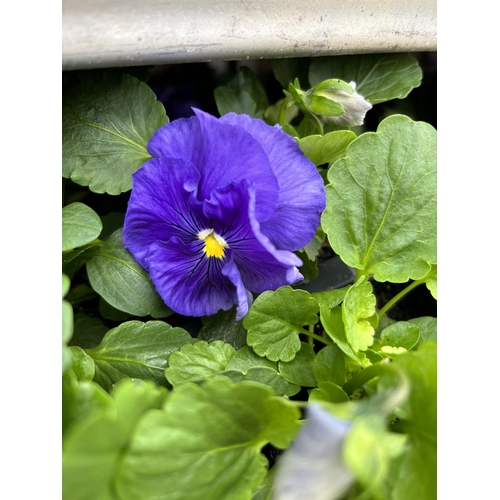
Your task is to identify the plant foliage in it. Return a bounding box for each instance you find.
[63,53,436,499]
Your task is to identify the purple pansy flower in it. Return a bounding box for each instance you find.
[123,109,326,319]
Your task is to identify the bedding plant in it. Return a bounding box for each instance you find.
[62,53,437,500]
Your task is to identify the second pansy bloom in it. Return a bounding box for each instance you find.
[123,109,326,319]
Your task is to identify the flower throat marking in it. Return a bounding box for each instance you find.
[198,229,229,259]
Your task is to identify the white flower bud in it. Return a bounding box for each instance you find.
[314,81,372,126]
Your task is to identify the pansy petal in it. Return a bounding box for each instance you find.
[125,110,326,320]
[246,184,304,286]
[273,404,354,500]
[146,237,237,317]
[203,181,303,293]
[221,257,253,321]
[123,157,204,270]
[147,116,202,167]
[193,108,279,222]
[221,112,326,250]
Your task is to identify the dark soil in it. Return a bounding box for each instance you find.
[372,279,437,321]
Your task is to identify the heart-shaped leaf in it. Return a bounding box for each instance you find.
[62,202,102,251]
[115,377,301,500]
[244,287,319,362]
[86,229,173,318]
[63,72,168,194]
[309,53,422,104]
[86,320,194,390]
[322,115,436,282]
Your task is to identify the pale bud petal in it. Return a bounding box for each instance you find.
[315,82,372,126]
[273,404,354,500]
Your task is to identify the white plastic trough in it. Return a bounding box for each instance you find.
[62,0,436,70]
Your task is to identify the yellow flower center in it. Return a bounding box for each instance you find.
[198,229,228,259]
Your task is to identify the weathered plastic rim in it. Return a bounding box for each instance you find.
[62,0,437,71]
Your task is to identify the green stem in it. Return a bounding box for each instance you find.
[301,327,331,345]
[306,110,324,135]
[343,359,392,395]
[354,269,365,282]
[307,324,315,346]
[277,95,292,126]
[377,278,425,320]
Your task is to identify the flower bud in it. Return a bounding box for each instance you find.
[308,79,372,127]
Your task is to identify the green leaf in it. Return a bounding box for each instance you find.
[385,342,436,438]
[313,286,350,310]
[62,72,168,194]
[312,78,356,94]
[374,313,396,336]
[100,211,125,241]
[313,344,346,386]
[295,250,318,281]
[408,316,437,344]
[62,202,103,251]
[165,340,235,386]
[233,67,269,112]
[252,466,277,500]
[307,95,345,117]
[63,379,167,500]
[269,58,310,90]
[69,312,109,349]
[381,343,437,499]
[171,343,299,397]
[389,436,437,500]
[278,342,317,387]
[67,280,86,308]
[380,321,420,351]
[224,347,300,397]
[343,414,407,498]
[199,307,248,349]
[320,305,360,364]
[69,346,95,381]
[309,381,349,403]
[318,361,411,423]
[244,287,319,362]
[63,279,74,372]
[342,277,376,352]
[309,53,422,104]
[424,264,437,299]
[225,345,277,372]
[297,130,356,166]
[99,297,133,321]
[264,99,299,126]
[365,348,384,364]
[220,367,299,398]
[62,243,102,280]
[322,115,437,282]
[115,377,301,500]
[63,274,71,298]
[63,369,114,435]
[214,86,257,117]
[62,298,73,345]
[63,307,74,372]
[296,115,318,138]
[86,229,173,318]
[301,227,325,261]
[215,67,268,118]
[86,320,194,390]
[281,123,299,137]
